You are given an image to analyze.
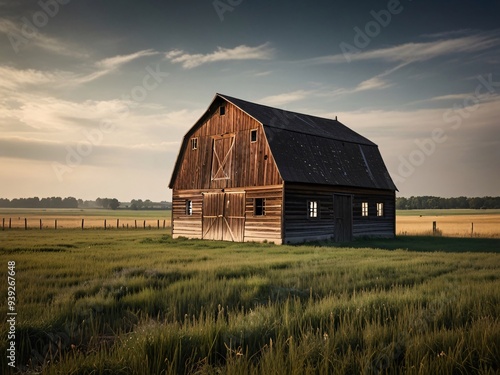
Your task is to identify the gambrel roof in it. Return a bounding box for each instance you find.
[169,93,397,191]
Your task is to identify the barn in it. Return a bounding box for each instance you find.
[168,93,397,244]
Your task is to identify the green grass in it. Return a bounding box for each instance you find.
[1,230,499,374]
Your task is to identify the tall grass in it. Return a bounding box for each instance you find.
[0,230,499,374]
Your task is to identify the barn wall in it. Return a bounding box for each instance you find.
[283,185,335,243]
[171,190,203,239]
[352,191,395,238]
[171,186,283,243]
[172,102,282,191]
[283,183,395,243]
[244,186,283,244]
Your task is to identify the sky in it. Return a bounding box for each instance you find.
[0,0,499,202]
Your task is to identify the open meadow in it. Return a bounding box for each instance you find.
[1,226,499,374]
[396,209,500,238]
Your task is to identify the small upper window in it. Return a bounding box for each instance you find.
[308,201,318,218]
[377,203,384,217]
[186,200,193,215]
[191,138,198,150]
[219,106,226,116]
[250,129,258,143]
[254,198,265,216]
[362,202,369,217]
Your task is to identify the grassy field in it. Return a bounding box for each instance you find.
[1,229,499,374]
[396,209,500,238]
[0,209,171,230]
[2,208,499,238]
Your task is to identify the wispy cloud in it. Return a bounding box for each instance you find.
[0,49,158,90]
[259,90,311,106]
[165,43,273,69]
[307,31,500,65]
[77,49,158,84]
[0,18,88,58]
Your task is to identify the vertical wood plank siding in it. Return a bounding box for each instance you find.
[172,102,282,190]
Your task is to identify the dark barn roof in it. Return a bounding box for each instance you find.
[170,93,397,191]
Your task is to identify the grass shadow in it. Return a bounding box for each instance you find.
[313,236,500,253]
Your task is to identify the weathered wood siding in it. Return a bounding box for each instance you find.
[352,191,395,238]
[244,186,283,244]
[171,102,282,190]
[283,185,335,243]
[171,190,203,239]
[283,183,395,243]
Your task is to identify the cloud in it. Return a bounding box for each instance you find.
[165,43,273,69]
[77,49,159,84]
[307,31,500,65]
[259,90,311,106]
[0,65,58,90]
[0,18,88,58]
[0,49,159,90]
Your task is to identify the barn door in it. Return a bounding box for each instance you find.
[202,193,224,240]
[203,192,245,242]
[334,194,352,242]
[211,135,235,180]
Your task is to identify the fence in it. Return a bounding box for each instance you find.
[1,217,170,230]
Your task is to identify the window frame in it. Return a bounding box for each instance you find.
[254,198,266,216]
[361,202,369,217]
[377,202,384,217]
[308,200,319,219]
[191,137,198,150]
[250,129,258,143]
[185,200,193,216]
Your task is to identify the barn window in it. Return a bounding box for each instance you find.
[185,200,193,215]
[250,129,258,143]
[362,202,369,217]
[254,198,265,216]
[377,203,384,217]
[219,106,226,116]
[308,201,318,218]
[191,138,198,150]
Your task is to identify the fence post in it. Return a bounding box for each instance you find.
[9,218,11,229]
[157,220,159,229]
[163,220,165,229]
[135,220,137,229]
[432,221,436,235]
[55,219,57,230]
[81,219,84,230]
[104,219,107,230]
[40,219,42,230]
[471,222,474,237]
[25,218,27,230]
[2,218,4,231]
[143,220,146,229]
[117,219,119,229]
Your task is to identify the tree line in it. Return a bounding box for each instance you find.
[396,196,500,210]
[0,197,170,210]
[0,197,120,209]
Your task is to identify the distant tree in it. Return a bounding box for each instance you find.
[109,198,120,210]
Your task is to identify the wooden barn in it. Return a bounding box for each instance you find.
[169,93,397,244]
